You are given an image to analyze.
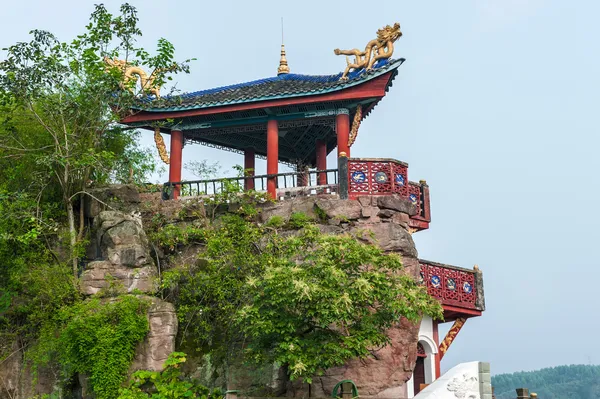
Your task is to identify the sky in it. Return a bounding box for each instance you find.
[2,0,599,376]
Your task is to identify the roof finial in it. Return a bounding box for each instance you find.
[278,18,290,75]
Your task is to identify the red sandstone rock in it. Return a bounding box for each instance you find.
[130,297,178,372]
[314,317,421,398]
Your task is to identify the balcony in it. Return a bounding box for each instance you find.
[163,156,431,231]
[346,158,430,231]
[418,260,485,320]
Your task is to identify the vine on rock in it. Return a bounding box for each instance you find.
[119,352,223,399]
[30,296,150,399]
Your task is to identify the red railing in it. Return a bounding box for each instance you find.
[419,260,483,311]
[347,158,431,230]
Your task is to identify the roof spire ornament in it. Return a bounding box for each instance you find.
[277,18,290,75]
[278,44,290,75]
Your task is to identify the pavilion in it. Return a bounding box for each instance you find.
[116,24,485,396]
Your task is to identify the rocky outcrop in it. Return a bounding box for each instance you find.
[0,341,58,399]
[81,211,157,295]
[254,194,422,398]
[314,318,420,398]
[1,187,424,398]
[84,184,141,219]
[258,195,419,259]
[79,211,177,374]
[79,211,177,372]
[0,341,22,399]
[130,297,178,372]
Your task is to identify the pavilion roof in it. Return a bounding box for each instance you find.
[133,58,405,112]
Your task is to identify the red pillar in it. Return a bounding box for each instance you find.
[169,130,183,199]
[266,119,279,199]
[433,320,441,379]
[316,139,327,185]
[336,109,350,157]
[244,148,255,191]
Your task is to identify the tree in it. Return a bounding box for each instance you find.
[238,225,443,382]
[155,205,444,385]
[0,3,191,278]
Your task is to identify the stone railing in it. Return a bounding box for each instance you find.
[418,260,485,312]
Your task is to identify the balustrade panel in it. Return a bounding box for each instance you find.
[419,261,478,310]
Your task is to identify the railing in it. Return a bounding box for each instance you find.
[346,157,431,228]
[162,156,431,230]
[162,169,338,200]
[419,260,485,311]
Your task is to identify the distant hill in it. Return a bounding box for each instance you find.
[492,365,600,399]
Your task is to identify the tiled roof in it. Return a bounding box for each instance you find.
[135,58,405,112]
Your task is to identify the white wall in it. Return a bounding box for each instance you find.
[413,361,492,399]
[407,316,439,398]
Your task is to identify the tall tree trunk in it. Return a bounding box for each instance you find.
[77,193,85,242]
[67,200,78,280]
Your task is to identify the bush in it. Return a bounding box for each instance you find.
[119,352,223,399]
[30,296,150,399]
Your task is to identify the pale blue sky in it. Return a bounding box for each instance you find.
[2,1,599,375]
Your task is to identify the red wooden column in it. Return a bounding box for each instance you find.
[433,320,441,379]
[266,119,279,199]
[169,129,183,199]
[244,148,255,190]
[316,139,327,185]
[336,109,350,157]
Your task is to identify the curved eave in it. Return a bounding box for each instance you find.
[121,62,402,125]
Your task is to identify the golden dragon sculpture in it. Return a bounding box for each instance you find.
[348,104,362,147]
[103,57,170,98]
[104,57,175,163]
[334,23,402,81]
[154,127,170,165]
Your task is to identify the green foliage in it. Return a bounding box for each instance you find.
[30,296,150,399]
[493,365,600,399]
[265,215,285,228]
[157,200,443,383]
[118,352,223,399]
[0,4,196,398]
[287,212,313,229]
[0,2,191,278]
[150,223,207,252]
[0,190,77,349]
[314,205,327,222]
[238,225,442,382]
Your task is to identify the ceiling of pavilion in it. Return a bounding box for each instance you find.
[184,115,339,168]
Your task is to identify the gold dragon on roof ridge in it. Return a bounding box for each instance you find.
[334,22,402,81]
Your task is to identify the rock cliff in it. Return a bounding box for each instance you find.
[0,186,423,398]
[256,195,421,398]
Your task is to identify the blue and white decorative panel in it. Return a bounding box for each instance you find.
[395,174,405,186]
[351,171,366,183]
[374,171,388,183]
[463,282,473,294]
